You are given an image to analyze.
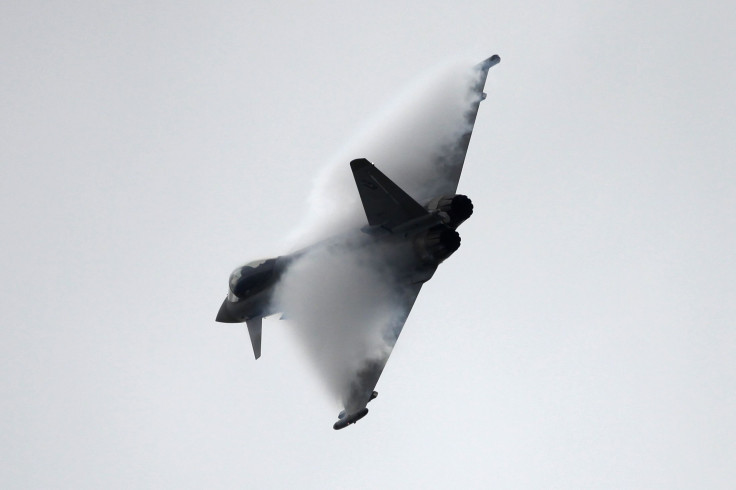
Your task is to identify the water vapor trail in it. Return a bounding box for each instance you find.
[273,59,484,410]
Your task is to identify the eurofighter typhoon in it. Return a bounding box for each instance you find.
[216,55,500,430]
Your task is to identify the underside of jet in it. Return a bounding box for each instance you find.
[216,54,500,429]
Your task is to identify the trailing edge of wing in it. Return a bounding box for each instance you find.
[350,158,428,230]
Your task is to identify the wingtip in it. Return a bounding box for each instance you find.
[481,54,501,70]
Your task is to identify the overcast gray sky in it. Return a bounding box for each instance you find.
[2,1,735,488]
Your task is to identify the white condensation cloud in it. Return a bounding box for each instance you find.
[284,59,482,249]
[274,60,483,411]
[274,236,398,404]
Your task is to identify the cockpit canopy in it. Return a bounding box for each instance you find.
[228,258,276,301]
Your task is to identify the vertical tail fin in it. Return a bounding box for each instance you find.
[246,317,262,359]
[350,158,428,229]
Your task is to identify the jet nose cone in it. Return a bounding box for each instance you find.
[216,298,237,323]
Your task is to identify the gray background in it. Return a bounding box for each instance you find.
[2,1,734,488]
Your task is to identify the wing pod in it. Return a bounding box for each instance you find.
[333,408,369,430]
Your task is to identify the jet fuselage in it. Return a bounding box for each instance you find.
[216,183,472,328]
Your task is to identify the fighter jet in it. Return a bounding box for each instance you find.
[216,54,500,429]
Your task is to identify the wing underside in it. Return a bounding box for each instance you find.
[341,280,425,416]
[438,54,500,195]
[350,54,500,208]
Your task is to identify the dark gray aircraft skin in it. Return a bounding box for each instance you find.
[216,54,500,429]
